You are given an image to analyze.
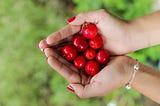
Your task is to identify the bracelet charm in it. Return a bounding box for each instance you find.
[125,59,139,90]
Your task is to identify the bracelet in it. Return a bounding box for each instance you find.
[125,59,139,90]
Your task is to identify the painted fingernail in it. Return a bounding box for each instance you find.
[67,85,75,92]
[67,16,76,23]
[46,57,48,61]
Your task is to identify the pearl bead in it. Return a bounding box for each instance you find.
[125,84,131,89]
[134,64,139,71]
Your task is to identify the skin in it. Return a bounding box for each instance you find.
[38,9,160,103]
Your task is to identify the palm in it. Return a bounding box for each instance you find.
[44,47,92,85]
[96,13,130,55]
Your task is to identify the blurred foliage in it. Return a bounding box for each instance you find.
[0,0,160,106]
[73,0,152,19]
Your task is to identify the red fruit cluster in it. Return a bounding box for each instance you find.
[61,23,110,76]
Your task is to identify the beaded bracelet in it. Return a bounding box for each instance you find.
[125,59,139,90]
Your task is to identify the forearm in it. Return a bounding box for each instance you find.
[128,11,160,51]
[126,59,160,103]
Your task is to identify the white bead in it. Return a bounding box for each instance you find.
[134,64,139,71]
[125,84,131,89]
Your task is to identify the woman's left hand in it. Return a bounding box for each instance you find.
[44,48,134,98]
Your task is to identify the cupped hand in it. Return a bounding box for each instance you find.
[38,9,136,98]
[38,9,133,55]
[44,47,134,98]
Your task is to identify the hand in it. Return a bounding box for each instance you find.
[38,9,133,55]
[44,47,134,98]
[38,10,160,102]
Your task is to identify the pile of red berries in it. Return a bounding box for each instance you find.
[61,23,110,76]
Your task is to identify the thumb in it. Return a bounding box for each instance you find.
[68,10,103,25]
[67,83,99,98]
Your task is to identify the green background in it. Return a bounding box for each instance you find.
[0,0,160,106]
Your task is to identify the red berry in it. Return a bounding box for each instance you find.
[96,49,110,65]
[72,34,88,52]
[82,23,98,39]
[89,35,103,49]
[84,48,96,60]
[61,45,77,61]
[85,61,100,76]
[74,56,86,69]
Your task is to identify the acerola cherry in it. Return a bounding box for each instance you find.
[84,48,96,60]
[72,34,88,52]
[89,35,103,49]
[82,23,98,39]
[61,45,77,61]
[96,49,110,65]
[74,56,86,70]
[85,61,100,76]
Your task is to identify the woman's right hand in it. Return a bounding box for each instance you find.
[38,9,133,55]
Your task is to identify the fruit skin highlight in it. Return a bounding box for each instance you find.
[82,23,98,39]
[61,45,77,61]
[74,56,86,70]
[96,49,110,65]
[84,48,96,60]
[89,35,104,49]
[72,34,88,52]
[85,61,100,76]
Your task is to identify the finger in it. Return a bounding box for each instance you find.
[38,39,50,52]
[44,48,58,57]
[44,48,79,72]
[46,24,81,46]
[45,48,78,72]
[46,55,80,83]
[69,9,105,25]
[69,81,100,98]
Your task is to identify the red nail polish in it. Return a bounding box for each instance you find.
[67,16,76,23]
[67,85,75,92]
[46,57,48,61]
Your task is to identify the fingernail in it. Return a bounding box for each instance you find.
[40,48,44,53]
[67,16,76,23]
[46,57,48,61]
[67,85,75,92]
[44,40,50,47]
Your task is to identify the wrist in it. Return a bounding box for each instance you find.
[122,57,139,86]
[123,57,144,90]
[126,20,139,52]
[127,18,151,52]
[120,20,138,54]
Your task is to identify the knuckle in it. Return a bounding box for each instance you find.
[68,25,75,35]
[47,31,61,44]
[68,73,77,83]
